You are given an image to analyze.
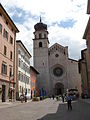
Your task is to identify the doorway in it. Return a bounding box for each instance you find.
[55,82,64,95]
[2,85,6,102]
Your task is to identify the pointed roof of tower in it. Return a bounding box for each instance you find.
[34,17,47,31]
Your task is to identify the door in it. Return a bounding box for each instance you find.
[2,85,6,102]
[57,88,62,95]
[55,82,64,95]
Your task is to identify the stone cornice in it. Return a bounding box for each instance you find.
[83,17,90,39]
[87,0,90,14]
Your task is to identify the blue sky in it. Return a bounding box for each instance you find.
[60,19,76,28]
[0,0,88,65]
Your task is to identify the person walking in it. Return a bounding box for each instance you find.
[66,94,72,110]
[24,95,27,102]
[52,94,55,100]
[20,94,24,103]
[61,94,64,102]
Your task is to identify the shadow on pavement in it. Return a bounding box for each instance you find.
[37,101,90,120]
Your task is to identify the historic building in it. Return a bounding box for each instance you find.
[82,0,90,97]
[30,66,39,98]
[33,19,81,96]
[87,0,90,14]
[16,40,31,100]
[0,4,19,102]
[79,49,88,96]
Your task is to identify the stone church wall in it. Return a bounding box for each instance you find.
[67,59,81,95]
[48,44,69,94]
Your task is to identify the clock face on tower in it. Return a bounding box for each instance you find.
[53,67,63,77]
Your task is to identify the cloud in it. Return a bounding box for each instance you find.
[0,0,88,65]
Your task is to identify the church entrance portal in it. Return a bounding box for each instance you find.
[55,83,64,95]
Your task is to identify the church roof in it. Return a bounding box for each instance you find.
[34,17,47,31]
[48,43,68,56]
[49,43,67,51]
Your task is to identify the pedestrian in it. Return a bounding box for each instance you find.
[52,94,55,100]
[49,95,51,99]
[24,95,27,102]
[66,94,72,110]
[61,94,64,102]
[20,94,24,103]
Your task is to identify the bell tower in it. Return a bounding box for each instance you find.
[33,18,50,95]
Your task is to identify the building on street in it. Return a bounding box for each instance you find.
[30,66,39,98]
[87,0,90,14]
[33,18,81,96]
[0,4,19,102]
[16,40,31,100]
[79,49,88,97]
[83,0,90,97]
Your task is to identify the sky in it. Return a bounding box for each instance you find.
[0,0,89,65]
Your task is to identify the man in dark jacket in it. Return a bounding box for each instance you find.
[66,94,72,110]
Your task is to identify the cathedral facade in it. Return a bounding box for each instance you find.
[33,19,81,96]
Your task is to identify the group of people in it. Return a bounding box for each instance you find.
[20,93,72,110]
[20,94,27,103]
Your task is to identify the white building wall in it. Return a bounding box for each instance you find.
[16,41,31,99]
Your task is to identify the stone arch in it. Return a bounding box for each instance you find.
[55,82,64,95]
[39,42,42,47]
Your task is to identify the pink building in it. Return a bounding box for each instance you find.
[0,4,19,102]
[30,66,39,97]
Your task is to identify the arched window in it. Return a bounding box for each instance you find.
[39,33,42,38]
[39,42,42,47]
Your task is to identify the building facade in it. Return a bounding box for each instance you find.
[79,49,88,96]
[16,40,31,100]
[33,19,81,96]
[30,66,39,98]
[87,0,90,14]
[83,1,90,97]
[0,4,19,102]
[68,59,81,95]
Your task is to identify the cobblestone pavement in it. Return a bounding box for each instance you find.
[0,98,90,120]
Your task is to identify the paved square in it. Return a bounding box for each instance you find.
[0,99,90,120]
